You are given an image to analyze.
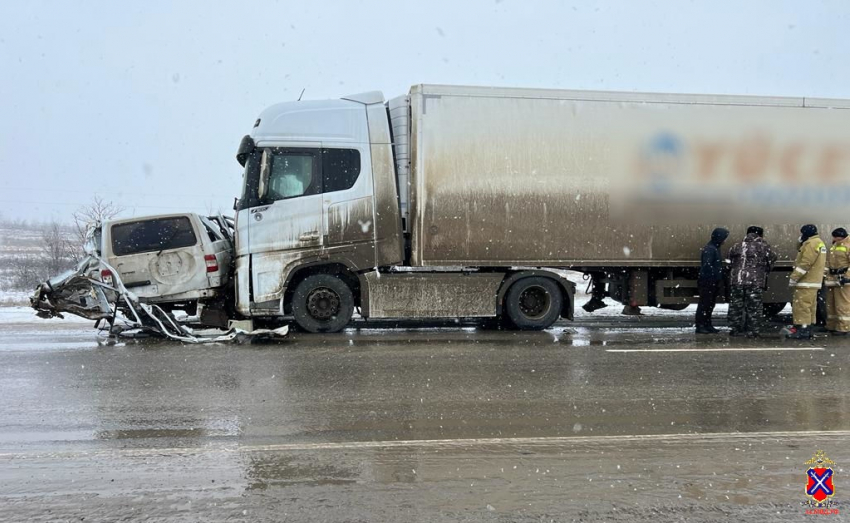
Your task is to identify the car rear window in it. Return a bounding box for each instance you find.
[111,216,197,256]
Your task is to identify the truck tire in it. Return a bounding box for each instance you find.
[291,274,354,333]
[504,277,563,330]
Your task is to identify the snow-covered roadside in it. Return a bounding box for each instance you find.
[0,306,92,325]
[572,295,724,319]
[0,290,31,307]
[565,270,752,319]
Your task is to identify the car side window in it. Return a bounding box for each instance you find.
[111,216,197,256]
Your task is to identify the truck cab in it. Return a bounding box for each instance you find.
[234,92,404,324]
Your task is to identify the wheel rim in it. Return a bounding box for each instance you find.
[306,287,341,321]
[518,285,551,320]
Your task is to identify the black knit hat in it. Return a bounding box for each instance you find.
[832,227,848,238]
[746,226,764,237]
[800,224,818,242]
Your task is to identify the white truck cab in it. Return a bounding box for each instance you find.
[234,92,404,325]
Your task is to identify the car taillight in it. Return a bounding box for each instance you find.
[101,269,114,286]
[204,254,219,273]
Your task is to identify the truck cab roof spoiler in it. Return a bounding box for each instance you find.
[341,91,384,105]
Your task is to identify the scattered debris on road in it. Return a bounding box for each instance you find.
[30,230,287,343]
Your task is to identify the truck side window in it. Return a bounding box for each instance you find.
[267,152,320,201]
[322,148,361,193]
[111,216,197,256]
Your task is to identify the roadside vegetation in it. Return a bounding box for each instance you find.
[0,197,123,298]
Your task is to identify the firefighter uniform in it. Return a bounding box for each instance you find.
[789,234,826,327]
[825,235,850,333]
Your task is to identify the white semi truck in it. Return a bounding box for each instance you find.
[34,84,850,334]
[232,84,850,332]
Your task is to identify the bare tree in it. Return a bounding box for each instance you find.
[71,196,125,252]
[41,221,75,276]
[9,254,43,290]
[6,222,75,291]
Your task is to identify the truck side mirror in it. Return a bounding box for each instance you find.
[258,149,270,200]
[233,197,239,211]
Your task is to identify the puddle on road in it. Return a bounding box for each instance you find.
[245,454,359,490]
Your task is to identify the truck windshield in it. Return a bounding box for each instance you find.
[237,150,262,211]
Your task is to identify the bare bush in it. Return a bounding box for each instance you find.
[9,254,44,291]
[41,221,76,276]
[4,222,76,291]
[72,196,125,250]
[1,197,124,294]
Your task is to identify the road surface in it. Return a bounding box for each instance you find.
[0,309,846,521]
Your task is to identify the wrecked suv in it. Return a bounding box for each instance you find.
[31,213,288,341]
[94,213,234,317]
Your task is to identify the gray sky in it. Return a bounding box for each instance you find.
[1,0,847,223]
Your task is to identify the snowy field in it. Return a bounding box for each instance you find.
[0,222,77,296]
[0,306,91,325]
[564,270,737,319]
[0,289,31,307]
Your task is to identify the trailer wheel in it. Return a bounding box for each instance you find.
[504,277,562,330]
[291,274,354,333]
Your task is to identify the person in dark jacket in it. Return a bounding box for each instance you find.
[726,226,778,337]
[695,227,729,334]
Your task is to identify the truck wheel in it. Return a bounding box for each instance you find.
[504,277,562,330]
[291,274,354,333]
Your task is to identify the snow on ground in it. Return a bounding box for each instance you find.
[0,290,32,307]
[564,270,702,318]
[0,221,78,295]
[0,306,92,325]
[573,295,719,319]
[564,270,787,319]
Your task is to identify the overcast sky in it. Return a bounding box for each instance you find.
[0,0,847,223]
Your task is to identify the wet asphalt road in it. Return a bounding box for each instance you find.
[0,315,848,522]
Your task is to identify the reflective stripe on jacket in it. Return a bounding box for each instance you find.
[825,239,850,287]
[790,235,826,288]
